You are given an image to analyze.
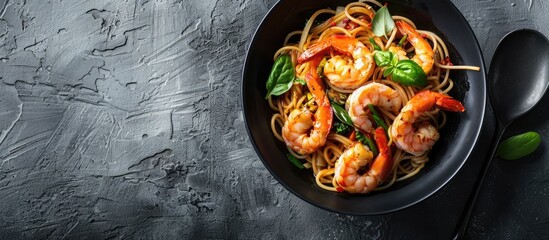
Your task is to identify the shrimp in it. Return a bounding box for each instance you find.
[347,82,402,133]
[390,90,465,156]
[334,128,394,194]
[387,44,408,61]
[297,35,374,90]
[396,21,435,74]
[282,57,333,155]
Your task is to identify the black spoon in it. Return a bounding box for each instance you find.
[452,29,549,239]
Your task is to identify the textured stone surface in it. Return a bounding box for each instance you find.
[0,0,547,239]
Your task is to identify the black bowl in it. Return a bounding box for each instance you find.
[241,0,486,215]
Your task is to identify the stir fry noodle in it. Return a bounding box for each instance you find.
[266,0,479,194]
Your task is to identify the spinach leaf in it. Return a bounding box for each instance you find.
[265,54,296,98]
[372,6,395,37]
[496,131,541,160]
[390,60,427,87]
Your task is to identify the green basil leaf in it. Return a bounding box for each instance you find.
[391,51,399,66]
[331,101,354,127]
[269,82,294,97]
[390,60,427,87]
[372,6,395,37]
[265,54,295,98]
[374,51,395,67]
[383,66,394,77]
[496,131,541,160]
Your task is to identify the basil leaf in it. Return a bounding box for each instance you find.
[383,66,394,77]
[496,131,541,160]
[374,51,395,67]
[269,81,294,96]
[331,101,354,127]
[265,54,295,98]
[390,60,427,87]
[372,6,395,37]
[391,51,399,66]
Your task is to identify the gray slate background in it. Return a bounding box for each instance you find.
[1,0,548,239]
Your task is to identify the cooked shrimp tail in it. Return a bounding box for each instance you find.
[334,127,394,194]
[390,90,464,156]
[433,92,465,112]
[297,40,333,64]
[304,57,331,108]
[370,127,393,182]
[329,35,364,56]
[282,57,333,155]
[297,35,358,64]
[396,20,435,74]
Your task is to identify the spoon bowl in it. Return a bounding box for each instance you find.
[453,29,549,239]
[489,29,549,124]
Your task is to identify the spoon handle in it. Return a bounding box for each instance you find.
[452,122,507,239]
